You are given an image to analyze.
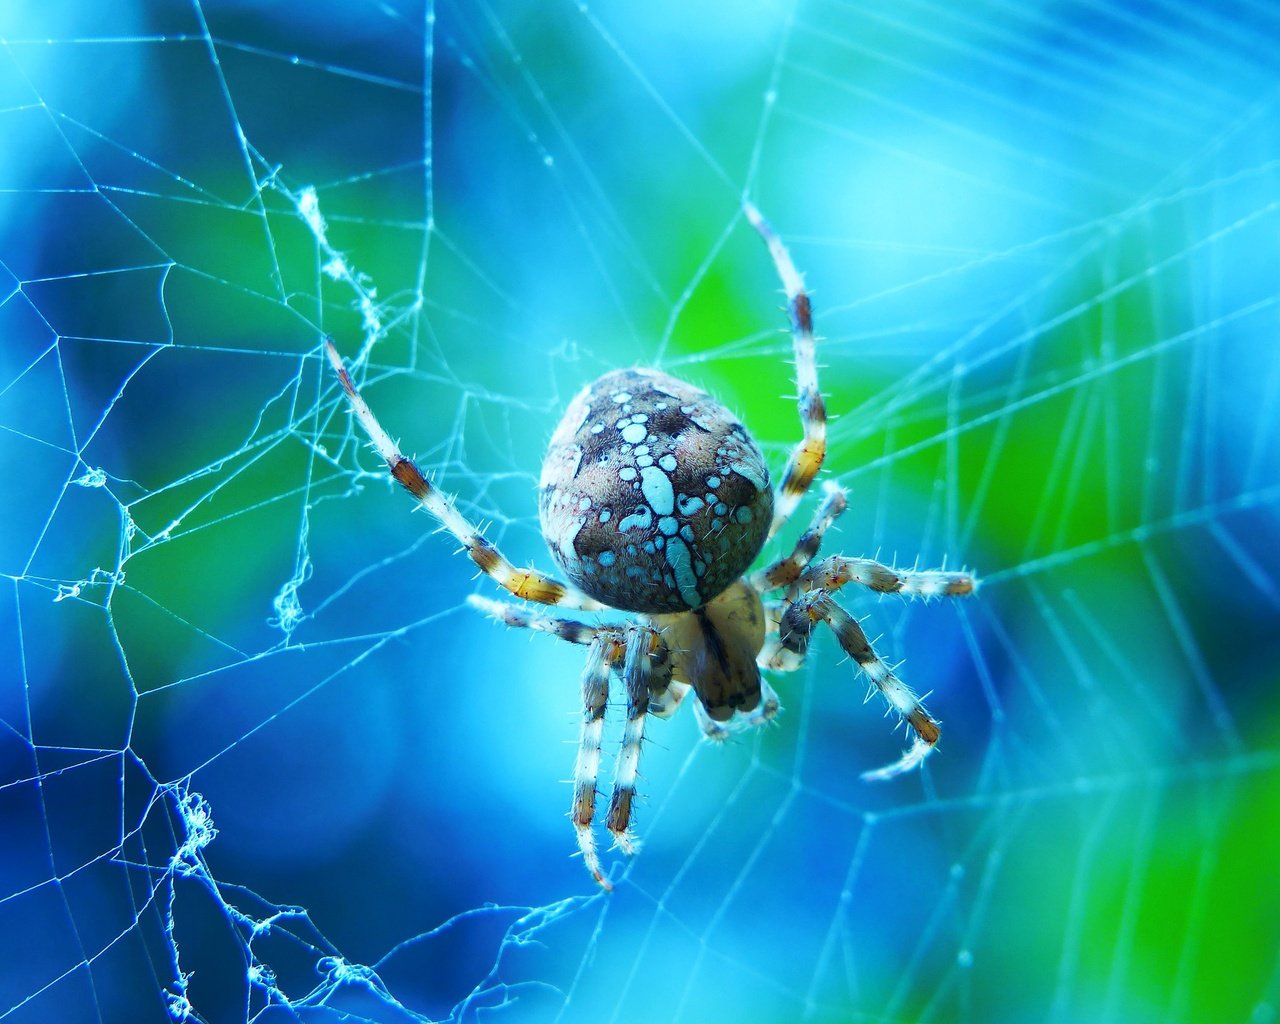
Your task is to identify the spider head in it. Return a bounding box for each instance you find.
[539,368,772,613]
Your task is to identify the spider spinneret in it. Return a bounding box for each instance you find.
[327,201,978,890]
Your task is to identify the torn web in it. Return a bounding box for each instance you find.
[2,1,1279,1022]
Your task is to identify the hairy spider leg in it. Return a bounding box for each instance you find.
[606,625,671,854]
[466,595,618,645]
[755,483,850,672]
[760,598,804,674]
[469,598,674,886]
[798,556,977,600]
[744,202,827,541]
[468,593,691,718]
[752,480,849,591]
[573,635,617,889]
[327,342,603,611]
[780,592,940,780]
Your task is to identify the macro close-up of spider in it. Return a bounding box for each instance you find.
[9,3,1278,1018]
[327,203,977,889]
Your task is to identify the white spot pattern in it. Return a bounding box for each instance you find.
[538,368,772,613]
[639,466,675,515]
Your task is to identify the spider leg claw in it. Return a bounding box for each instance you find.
[575,824,613,890]
[860,734,936,782]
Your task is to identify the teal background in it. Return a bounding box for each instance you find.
[1,1,1278,1022]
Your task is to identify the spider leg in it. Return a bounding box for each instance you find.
[755,488,848,672]
[751,481,849,591]
[649,680,692,719]
[760,598,806,673]
[572,634,617,889]
[327,342,604,611]
[468,595,684,719]
[798,556,977,601]
[466,595,619,646]
[781,592,940,780]
[606,625,671,855]
[469,597,670,882]
[744,203,826,541]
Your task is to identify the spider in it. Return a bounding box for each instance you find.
[326,203,976,889]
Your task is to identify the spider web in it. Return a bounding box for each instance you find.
[2,0,1279,1021]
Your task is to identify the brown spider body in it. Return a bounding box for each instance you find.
[539,368,772,615]
[326,202,978,889]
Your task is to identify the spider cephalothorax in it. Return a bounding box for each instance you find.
[328,202,977,889]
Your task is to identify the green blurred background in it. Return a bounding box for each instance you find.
[1,0,1278,1021]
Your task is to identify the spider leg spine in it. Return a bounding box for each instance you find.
[744,203,826,540]
[751,482,849,591]
[572,635,615,889]
[327,341,604,612]
[801,592,942,779]
[466,595,616,646]
[607,625,669,856]
[798,556,977,600]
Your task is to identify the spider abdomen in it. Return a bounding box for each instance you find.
[539,368,772,613]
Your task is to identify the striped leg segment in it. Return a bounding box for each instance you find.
[751,481,849,591]
[467,597,678,886]
[466,595,617,646]
[606,625,670,854]
[786,592,941,781]
[799,557,977,600]
[327,341,603,610]
[573,635,616,889]
[756,486,847,674]
[744,203,827,540]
